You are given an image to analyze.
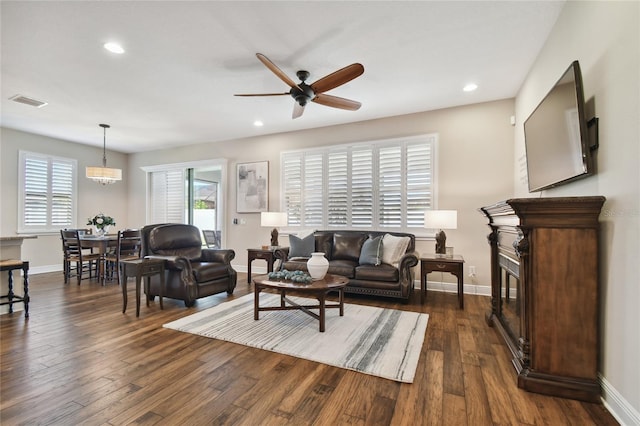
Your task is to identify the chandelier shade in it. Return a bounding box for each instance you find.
[86,123,122,185]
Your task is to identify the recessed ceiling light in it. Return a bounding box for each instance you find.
[463,83,478,92]
[104,42,125,54]
[253,120,264,127]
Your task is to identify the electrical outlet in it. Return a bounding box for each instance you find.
[469,266,476,275]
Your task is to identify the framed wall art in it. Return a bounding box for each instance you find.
[236,161,268,213]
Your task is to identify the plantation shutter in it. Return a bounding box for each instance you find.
[406,142,433,227]
[303,153,324,226]
[19,151,77,233]
[351,146,373,227]
[281,134,436,232]
[378,145,402,228]
[150,169,185,223]
[327,150,348,226]
[282,154,302,226]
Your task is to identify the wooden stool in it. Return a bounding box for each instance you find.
[0,259,29,318]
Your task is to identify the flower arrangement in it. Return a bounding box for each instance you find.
[87,213,116,231]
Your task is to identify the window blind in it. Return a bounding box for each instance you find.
[281,134,436,231]
[19,151,77,233]
[150,169,185,223]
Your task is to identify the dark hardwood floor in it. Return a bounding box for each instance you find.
[1,271,618,425]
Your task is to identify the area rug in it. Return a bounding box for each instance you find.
[163,292,428,383]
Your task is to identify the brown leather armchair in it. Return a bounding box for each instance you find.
[141,223,237,307]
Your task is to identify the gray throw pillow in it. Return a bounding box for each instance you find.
[288,233,315,260]
[359,235,383,266]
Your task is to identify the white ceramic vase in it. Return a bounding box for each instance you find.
[307,252,329,280]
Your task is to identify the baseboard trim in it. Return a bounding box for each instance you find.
[600,374,640,426]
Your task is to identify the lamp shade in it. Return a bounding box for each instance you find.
[261,212,288,227]
[424,210,457,230]
[86,166,122,184]
[87,123,122,185]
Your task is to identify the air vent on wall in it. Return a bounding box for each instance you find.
[9,94,48,108]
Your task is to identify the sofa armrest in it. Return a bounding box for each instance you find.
[145,254,196,292]
[200,248,235,264]
[273,247,290,265]
[398,251,419,283]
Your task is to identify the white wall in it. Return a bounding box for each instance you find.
[0,127,129,271]
[127,99,516,291]
[514,2,639,423]
[1,99,515,289]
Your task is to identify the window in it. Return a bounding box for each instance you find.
[18,150,77,233]
[281,134,437,232]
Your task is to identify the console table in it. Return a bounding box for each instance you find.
[480,196,605,402]
[420,254,465,308]
[247,247,280,283]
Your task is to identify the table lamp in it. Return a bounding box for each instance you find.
[261,212,288,247]
[424,210,457,256]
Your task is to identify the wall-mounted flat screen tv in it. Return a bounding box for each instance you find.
[524,60,593,192]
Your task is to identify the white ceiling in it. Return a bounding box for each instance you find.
[1,1,564,154]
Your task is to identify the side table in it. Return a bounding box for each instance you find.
[420,254,465,309]
[247,247,280,283]
[121,258,165,317]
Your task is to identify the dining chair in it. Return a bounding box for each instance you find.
[105,229,142,285]
[60,228,95,280]
[202,230,221,249]
[60,230,101,284]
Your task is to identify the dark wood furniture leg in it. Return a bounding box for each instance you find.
[247,248,276,283]
[0,259,29,318]
[0,260,29,318]
[122,259,165,317]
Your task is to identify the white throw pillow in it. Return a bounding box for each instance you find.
[381,234,411,266]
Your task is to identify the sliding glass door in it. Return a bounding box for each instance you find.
[144,159,227,247]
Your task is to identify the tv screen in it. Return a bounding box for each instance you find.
[524,60,593,192]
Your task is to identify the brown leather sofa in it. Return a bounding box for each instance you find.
[274,230,418,301]
[141,223,237,307]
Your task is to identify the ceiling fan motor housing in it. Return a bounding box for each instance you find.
[290,81,314,106]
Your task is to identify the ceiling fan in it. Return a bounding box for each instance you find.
[235,53,364,119]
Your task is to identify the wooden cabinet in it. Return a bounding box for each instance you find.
[479,196,605,402]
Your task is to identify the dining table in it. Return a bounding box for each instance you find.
[79,234,118,285]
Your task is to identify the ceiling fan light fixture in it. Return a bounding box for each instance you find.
[86,124,122,185]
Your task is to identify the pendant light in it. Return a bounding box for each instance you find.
[86,123,122,185]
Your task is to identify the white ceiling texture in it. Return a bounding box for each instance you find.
[1,1,564,153]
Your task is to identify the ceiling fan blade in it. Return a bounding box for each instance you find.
[234,92,290,97]
[312,94,361,111]
[256,53,301,90]
[292,102,305,119]
[310,63,364,94]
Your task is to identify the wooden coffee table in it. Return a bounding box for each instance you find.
[252,273,348,332]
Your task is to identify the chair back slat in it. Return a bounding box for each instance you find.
[118,229,142,259]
